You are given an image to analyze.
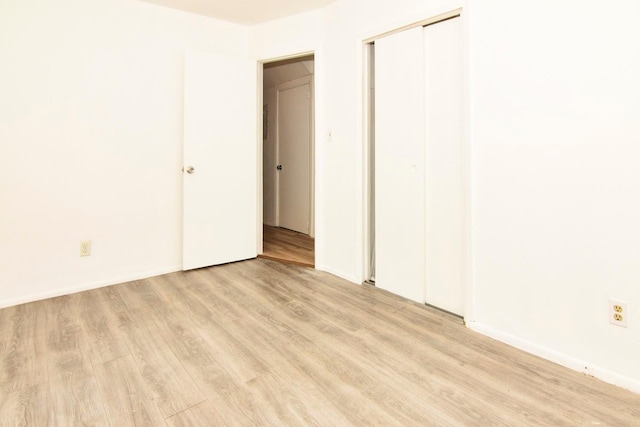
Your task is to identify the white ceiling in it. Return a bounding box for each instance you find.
[140,0,337,25]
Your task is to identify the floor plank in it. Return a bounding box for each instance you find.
[93,355,166,427]
[106,284,206,419]
[47,351,108,427]
[73,289,130,365]
[0,384,48,427]
[0,301,49,394]
[44,295,108,426]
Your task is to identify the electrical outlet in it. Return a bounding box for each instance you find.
[80,240,91,257]
[609,299,628,328]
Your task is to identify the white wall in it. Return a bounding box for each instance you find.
[250,11,322,61]
[468,0,640,390]
[0,0,249,307]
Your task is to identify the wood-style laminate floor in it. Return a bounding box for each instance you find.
[1,258,639,426]
[260,225,314,267]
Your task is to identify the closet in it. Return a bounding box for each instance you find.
[371,15,465,316]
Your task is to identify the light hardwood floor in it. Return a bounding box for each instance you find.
[1,258,639,426]
[260,225,314,267]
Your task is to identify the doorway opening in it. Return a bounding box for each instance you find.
[260,55,315,268]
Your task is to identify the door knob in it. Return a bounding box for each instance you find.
[184,166,195,174]
[276,165,282,170]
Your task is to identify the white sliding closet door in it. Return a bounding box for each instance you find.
[374,16,465,314]
[375,27,426,303]
[424,17,464,315]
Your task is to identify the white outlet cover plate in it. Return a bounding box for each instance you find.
[609,298,628,328]
[80,240,91,257]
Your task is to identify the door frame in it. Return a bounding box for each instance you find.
[363,42,375,284]
[360,7,473,320]
[257,51,318,255]
[274,75,315,237]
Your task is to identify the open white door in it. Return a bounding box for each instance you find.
[183,51,257,270]
[277,80,311,235]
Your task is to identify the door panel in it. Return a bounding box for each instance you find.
[183,51,257,270]
[374,27,426,303]
[277,82,311,234]
[424,17,465,315]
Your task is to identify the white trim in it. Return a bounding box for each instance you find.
[312,47,325,269]
[0,265,182,309]
[460,7,475,323]
[363,8,462,43]
[316,264,361,285]
[362,42,375,283]
[262,51,315,66]
[468,321,640,394]
[256,62,264,254]
[309,77,316,238]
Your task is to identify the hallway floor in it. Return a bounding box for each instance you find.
[260,225,314,267]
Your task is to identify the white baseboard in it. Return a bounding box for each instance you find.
[0,264,182,309]
[315,264,361,285]
[468,321,640,394]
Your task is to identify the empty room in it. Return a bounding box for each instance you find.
[1,0,639,425]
